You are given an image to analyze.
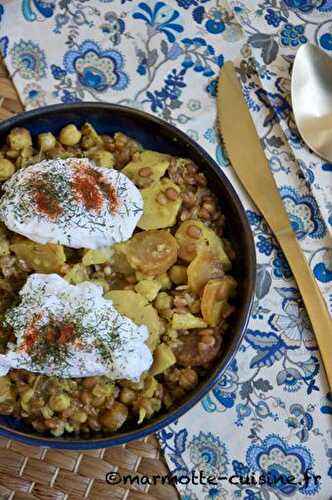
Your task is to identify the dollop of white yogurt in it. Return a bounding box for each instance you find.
[0,274,152,380]
[0,158,143,249]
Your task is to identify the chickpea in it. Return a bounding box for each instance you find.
[71,410,88,423]
[49,393,71,412]
[38,132,56,152]
[169,265,187,285]
[154,292,172,311]
[119,387,136,405]
[58,124,82,146]
[99,402,128,431]
[8,127,32,151]
[89,150,115,168]
[0,159,15,181]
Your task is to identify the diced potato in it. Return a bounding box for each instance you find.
[122,150,171,188]
[0,224,10,257]
[58,124,81,146]
[111,243,133,276]
[201,276,237,326]
[135,279,161,302]
[138,178,182,230]
[89,150,115,168]
[187,248,225,295]
[0,159,15,180]
[175,219,231,269]
[82,247,113,266]
[8,127,32,151]
[10,237,66,273]
[123,230,178,276]
[150,343,176,376]
[99,402,128,431]
[81,122,103,149]
[141,376,158,397]
[38,132,56,152]
[64,263,90,284]
[105,290,161,350]
[172,312,207,330]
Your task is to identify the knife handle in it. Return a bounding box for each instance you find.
[277,229,332,387]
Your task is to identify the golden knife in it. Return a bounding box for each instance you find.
[218,61,332,390]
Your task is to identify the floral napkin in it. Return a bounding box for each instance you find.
[1,1,332,499]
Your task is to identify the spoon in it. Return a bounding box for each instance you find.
[291,42,332,162]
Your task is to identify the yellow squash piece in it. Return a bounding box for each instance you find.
[138,178,182,230]
[105,289,161,350]
[122,150,171,188]
[187,248,225,295]
[82,247,113,266]
[150,343,176,376]
[10,237,66,273]
[172,312,207,330]
[201,276,237,326]
[64,263,90,285]
[123,230,178,276]
[175,219,231,269]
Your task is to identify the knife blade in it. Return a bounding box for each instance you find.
[218,61,332,389]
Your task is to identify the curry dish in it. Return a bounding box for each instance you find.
[0,123,237,437]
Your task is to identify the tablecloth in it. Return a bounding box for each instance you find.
[1,1,332,498]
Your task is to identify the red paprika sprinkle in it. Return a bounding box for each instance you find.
[58,324,75,344]
[108,184,119,213]
[35,191,63,220]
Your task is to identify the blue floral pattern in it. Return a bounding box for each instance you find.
[2,1,332,498]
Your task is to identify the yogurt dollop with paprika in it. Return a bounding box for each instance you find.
[0,158,143,249]
[0,274,152,380]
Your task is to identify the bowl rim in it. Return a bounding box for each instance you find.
[0,102,256,449]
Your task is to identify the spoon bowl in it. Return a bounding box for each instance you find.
[291,42,332,162]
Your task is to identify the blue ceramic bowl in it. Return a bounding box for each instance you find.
[0,103,256,449]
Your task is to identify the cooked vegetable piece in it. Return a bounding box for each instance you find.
[8,128,32,151]
[122,150,171,188]
[174,330,222,367]
[105,289,161,350]
[135,279,161,302]
[172,312,207,330]
[169,265,187,285]
[138,178,182,230]
[187,248,224,295]
[37,132,56,152]
[123,230,178,276]
[0,224,10,257]
[58,124,81,146]
[150,343,176,375]
[82,247,113,266]
[99,402,128,431]
[201,276,237,326]
[89,150,115,168]
[81,122,103,149]
[0,159,15,180]
[10,237,66,273]
[175,219,231,269]
[111,243,133,276]
[141,376,158,397]
[64,263,90,284]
